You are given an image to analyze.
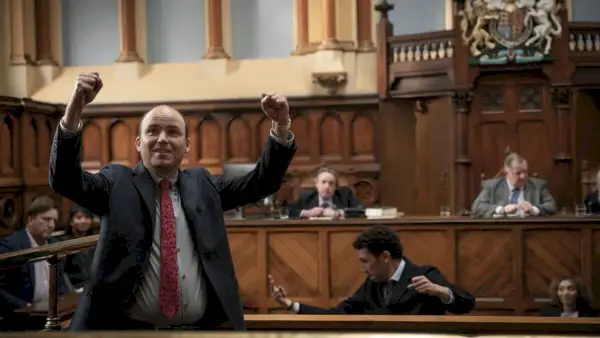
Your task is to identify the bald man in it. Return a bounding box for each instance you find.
[50,73,296,331]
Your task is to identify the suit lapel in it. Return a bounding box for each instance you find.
[18,230,35,288]
[496,179,509,204]
[132,163,156,232]
[388,259,417,306]
[524,180,534,202]
[333,193,343,209]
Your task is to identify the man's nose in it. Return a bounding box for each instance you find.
[157,131,168,142]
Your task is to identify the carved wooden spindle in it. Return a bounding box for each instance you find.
[374,0,394,99]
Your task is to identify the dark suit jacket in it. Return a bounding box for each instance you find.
[539,305,597,317]
[471,177,558,218]
[584,190,600,214]
[49,127,296,331]
[0,229,69,314]
[297,259,475,315]
[59,234,95,289]
[289,187,363,218]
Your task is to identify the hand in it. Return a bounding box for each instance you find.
[302,207,324,218]
[408,275,447,298]
[268,274,292,309]
[25,303,32,307]
[65,73,103,129]
[503,204,519,214]
[261,93,289,125]
[70,73,103,108]
[322,208,338,218]
[519,201,534,213]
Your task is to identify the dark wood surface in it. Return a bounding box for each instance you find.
[14,292,80,318]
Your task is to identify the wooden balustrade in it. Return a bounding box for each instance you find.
[569,22,600,64]
[0,235,97,331]
[2,217,600,332]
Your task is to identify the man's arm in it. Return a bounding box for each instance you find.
[290,283,366,314]
[534,182,558,216]
[49,122,116,217]
[424,267,475,314]
[470,184,499,218]
[210,131,296,212]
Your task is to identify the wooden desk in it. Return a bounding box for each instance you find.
[225,217,600,315]
[243,314,600,334]
[14,292,80,319]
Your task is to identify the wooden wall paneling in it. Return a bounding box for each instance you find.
[574,90,600,201]
[227,218,600,316]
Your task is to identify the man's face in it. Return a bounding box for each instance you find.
[136,106,190,174]
[315,172,336,198]
[505,160,528,188]
[557,279,578,307]
[27,209,58,239]
[357,248,390,283]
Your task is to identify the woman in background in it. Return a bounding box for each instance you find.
[539,276,596,317]
[60,205,96,290]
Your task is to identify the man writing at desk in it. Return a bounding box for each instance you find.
[289,167,362,219]
[471,153,558,218]
[269,225,474,315]
[50,73,296,330]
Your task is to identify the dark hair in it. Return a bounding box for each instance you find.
[352,225,403,259]
[548,275,594,311]
[27,196,57,218]
[138,106,189,138]
[65,205,95,236]
[314,166,338,186]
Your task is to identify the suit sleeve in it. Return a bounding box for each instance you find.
[470,182,498,218]
[425,267,475,314]
[49,124,117,216]
[297,283,366,314]
[0,241,28,311]
[209,135,296,211]
[347,190,363,208]
[536,182,558,216]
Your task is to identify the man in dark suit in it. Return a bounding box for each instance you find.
[471,153,558,218]
[49,73,296,330]
[0,196,69,331]
[269,225,475,315]
[289,167,363,219]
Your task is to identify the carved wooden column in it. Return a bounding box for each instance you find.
[374,0,393,99]
[116,0,142,62]
[34,0,56,65]
[204,0,229,59]
[9,0,33,64]
[452,91,473,214]
[356,0,374,52]
[319,0,341,50]
[550,84,574,208]
[293,0,309,54]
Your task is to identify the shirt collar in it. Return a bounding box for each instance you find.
[506,179,520,191]
[25,229,46,248]
[389,259,405,282]
[146,165,178,186]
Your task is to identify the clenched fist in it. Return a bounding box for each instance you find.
[64,73,103,130]
[71,73,103,107]
[261,93,289,125]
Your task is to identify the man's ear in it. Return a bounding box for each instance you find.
[185,137,191,153]
[135,136,141,152]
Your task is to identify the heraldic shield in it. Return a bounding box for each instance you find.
[489,6,533,48]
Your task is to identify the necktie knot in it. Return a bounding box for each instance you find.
[160,179,172,192]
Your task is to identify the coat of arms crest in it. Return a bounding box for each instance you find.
[460,0,563,65]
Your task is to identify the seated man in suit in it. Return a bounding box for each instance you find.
[269,225,475,315]
[289,167,363,219]
[584,169,600,214]
[0,196,69,331]
[471,153,558,218]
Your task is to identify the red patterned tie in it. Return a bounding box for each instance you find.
[159,179,180,318]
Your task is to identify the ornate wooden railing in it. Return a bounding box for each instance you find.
[569,22,600,64]
[0,235,98,331]
[388,30,454,64]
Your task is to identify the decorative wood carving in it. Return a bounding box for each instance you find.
[312,72,348,95]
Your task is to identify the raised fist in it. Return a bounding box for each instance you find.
[261,93,289,125]
[70,73,103,108]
